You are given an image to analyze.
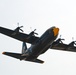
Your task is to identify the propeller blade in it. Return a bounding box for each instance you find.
[35,33,38,35]
[61,39,65,40]
[73,41,76,45]
[20,29,24,32]
[74,43,76,45]
[34,29,36,32]
[20,26,23,28]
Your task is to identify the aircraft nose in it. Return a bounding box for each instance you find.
[53,27,59,36]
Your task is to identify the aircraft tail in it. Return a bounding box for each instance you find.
[22,42,27,54]
[2,52,44,64]
[31,59,44,64]
[2,52,25,60]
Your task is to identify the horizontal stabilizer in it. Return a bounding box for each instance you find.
[2,52,25,60]
[33,59,44,64]
[2,52,44,64]
[26,59,44,64]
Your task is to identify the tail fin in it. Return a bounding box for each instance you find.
[22,42,27,54]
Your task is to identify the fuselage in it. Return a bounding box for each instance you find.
[25,27,59,61]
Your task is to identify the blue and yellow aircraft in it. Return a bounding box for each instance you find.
[0,26,76,63]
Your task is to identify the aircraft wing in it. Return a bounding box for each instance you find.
[0,26,39,44]
[51,42,76,52]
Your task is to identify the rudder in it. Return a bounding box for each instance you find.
[22,42,27,54]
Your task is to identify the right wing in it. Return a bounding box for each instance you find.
[51,42,76,52]
[0,26,39,44]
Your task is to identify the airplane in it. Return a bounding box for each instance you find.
[0,26,59,63]
[0,25,76,64]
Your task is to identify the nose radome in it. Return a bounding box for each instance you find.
[53,27,59,36]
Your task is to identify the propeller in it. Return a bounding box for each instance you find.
[71,37,76,45]
[30,29,38,36]
[16,22,24,32]
[55,35,65,44]
[59,35,65,42]
[33,29,38,35]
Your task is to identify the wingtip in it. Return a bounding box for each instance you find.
[42,61,44,64]
[2,52,6,54]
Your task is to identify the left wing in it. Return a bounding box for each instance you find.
[51,42,76,52]
[0,26,39,44]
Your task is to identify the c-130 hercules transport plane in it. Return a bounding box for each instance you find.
[0,25,76,64]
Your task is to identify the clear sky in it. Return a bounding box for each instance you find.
[0,0,76,75]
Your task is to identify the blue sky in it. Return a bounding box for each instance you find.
[0,0,76,75]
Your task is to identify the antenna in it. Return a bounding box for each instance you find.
[60,35,62,38]
[30,27,32,32]
[72,37,74,41]
[17,22,19,27]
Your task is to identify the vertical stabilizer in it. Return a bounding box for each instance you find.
[22,42,27,54]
